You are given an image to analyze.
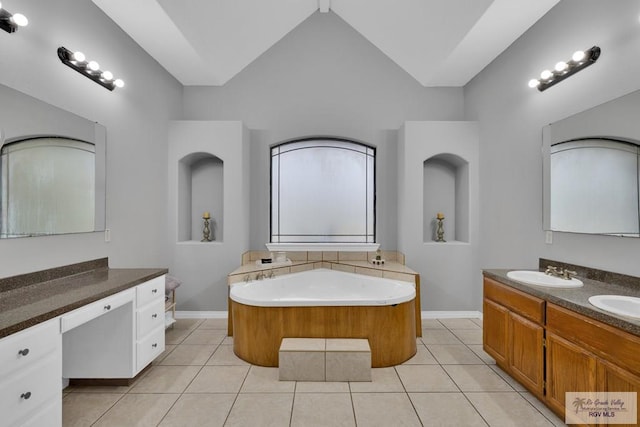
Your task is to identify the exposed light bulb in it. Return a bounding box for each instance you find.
[572,50,586,62]
[11,13,28,27]
[555,61,568,72]
[528,79,540,88]
[114,79,124,88]
[101,71,113,81]
[540,69,553,80]
[72,51,85,62]
[87,61,100,71]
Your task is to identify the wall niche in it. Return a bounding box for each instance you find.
[423,153,469,243]
[178,152,224,242]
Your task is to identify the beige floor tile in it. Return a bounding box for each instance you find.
[295,381,350,393]
[225,393,294,427]
[62,393,123,427]
[467,344,496,364]
[185,365,249,393]
[352,393,421,426]
[291,393,355,427]
[206,344,250,365]
[241,366,296,393]
[451,329,483,345]
[155,344,177,363]
[421,319,446,329]
[519,392,567,427]
[410,392,488,426]
[159,344,216,366]
[439,318,482,330]
[349,367,405,392]
[197,318,228,330]
[165,327,195,345]
[158,393,236,427]
[490,364,528,392]
[395,365,459,392]
[221,336,234,345]
[421,329,462,345]
[443,365,514,392]
[93,393,179,427]
[402,343,438,365]
[465,392,555,426]
[427,344,484,364]
[130,365,201,394]
[181,329,226,345]
[471,317,484,327]
[171,318,204,330]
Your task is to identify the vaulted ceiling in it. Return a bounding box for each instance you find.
[93,0,560,87]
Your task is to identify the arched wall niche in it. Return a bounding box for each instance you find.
[178,152,224,242]
[423,153,469,243]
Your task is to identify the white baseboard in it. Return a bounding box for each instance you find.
[176,310,482,320]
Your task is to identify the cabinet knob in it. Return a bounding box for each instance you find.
[104,304,111,310]
[18,348,30,356]
[152,289,158,294]
[152,313,158,318]
[21,392,31,400]
[152,343,158,348]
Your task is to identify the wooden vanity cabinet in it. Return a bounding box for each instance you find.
[483,278,545,398]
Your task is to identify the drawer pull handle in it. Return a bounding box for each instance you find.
[152,343,158,348]
[104,305,111,310]
[21,392,31,400]
[18,348,30,356]
[152,314,158,318]
[152,289,158,294]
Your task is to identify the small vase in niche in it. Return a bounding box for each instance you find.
[436,212,446,242]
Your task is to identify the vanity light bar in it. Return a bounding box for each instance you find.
[528,46,601,92]
[57,46,124,91]
[0,2,28,33]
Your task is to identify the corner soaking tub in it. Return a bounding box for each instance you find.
[229,268,417,367]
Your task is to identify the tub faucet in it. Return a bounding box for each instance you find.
[256,272,266,280]
[267,270,275,279]
[243,275,251,283]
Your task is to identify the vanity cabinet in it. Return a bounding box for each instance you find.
[483,278,545,397]
[0,318,61,427]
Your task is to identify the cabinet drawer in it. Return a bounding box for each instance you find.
[137,326,164,372]
[136,275,165,308]
[21,399,61,427]
[484,277,544,324]
[61,288,135,333]
[0,354,61,427]
[0,318,60,378]
[137,298,166,337]
[547,303,640,376]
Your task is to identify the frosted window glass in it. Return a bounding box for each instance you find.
[271,139,375,243]
[550,139,639,235]
[1,138,95,237]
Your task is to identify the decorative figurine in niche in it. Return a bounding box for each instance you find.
[436,212,446,242]
[202,211,213,242]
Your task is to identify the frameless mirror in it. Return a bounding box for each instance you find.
[543,89,640,236]
[0,83,106,238]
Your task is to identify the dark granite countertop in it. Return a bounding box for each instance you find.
[0,258,167,339]
[483,268,640,337]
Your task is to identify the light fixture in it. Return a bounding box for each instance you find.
[57,46,124,91]
[0,2,28,33]
[528,46,601,92]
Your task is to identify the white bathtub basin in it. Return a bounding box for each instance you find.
[588,295,640,319]
[506,270,583,288]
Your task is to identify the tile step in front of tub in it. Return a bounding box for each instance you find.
[278,338,371,382]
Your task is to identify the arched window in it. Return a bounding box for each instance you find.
[271,138,375,243]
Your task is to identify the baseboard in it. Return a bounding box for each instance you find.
[422,311,482,319]
[176,310,482,320]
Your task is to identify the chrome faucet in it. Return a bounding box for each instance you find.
[267,270,275,279]
[545,265,562,277]
[256,272,266,280]
[243,275,251,283]
[562,269,577,280]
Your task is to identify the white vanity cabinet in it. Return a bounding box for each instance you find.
[135,275,166,371]
[0,318,62,427]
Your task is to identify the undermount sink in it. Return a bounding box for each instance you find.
[506,270,584,288]
[588,295,640,319]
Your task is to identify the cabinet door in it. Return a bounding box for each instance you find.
[598,359,640,427]
[546,331,597,418]
[483,298,508,365]
[508,311,544,397]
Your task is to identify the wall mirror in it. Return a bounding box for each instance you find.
[0,83,106,238]
[543,89,640,236]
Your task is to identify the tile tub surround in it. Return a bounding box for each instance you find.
[62,317,565,426]
[483,261,640,336]
[0,258,168,338]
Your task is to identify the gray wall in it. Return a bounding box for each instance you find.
[0,0,182,276]
[183,11,465,252]
[465,0,640,277]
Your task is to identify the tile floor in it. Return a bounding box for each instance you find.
[62,317,566,426]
